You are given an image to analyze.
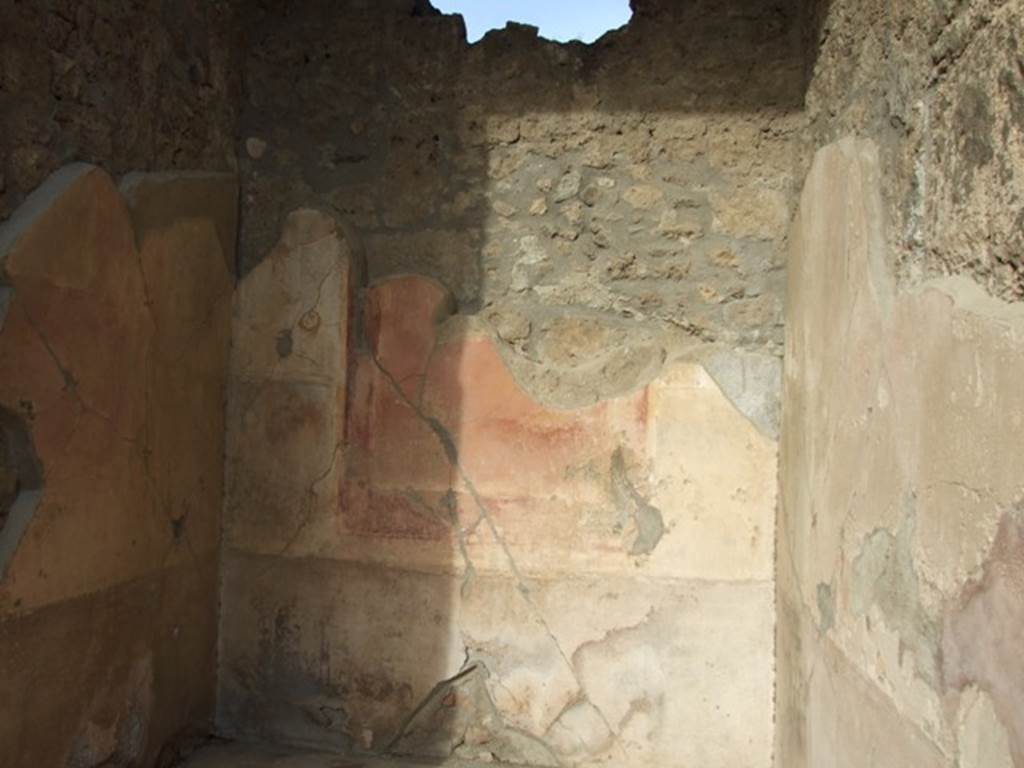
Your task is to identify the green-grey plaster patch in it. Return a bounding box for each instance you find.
[816,582,835,633]
[0,164,97,265]
[0,284,11,332]
[850,511,941,687]
[700,348,782,439]
[610,447,664,557]
[275,329,294,359]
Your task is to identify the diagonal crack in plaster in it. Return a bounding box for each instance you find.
[401,489,478,599]
[260,438,345,573]
[19,303,201,565]
[368,341,630,763]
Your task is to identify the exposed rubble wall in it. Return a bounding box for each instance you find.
[0,166,236,766]
[802,0,1024,301]
[0,0,243,223]
[239,0,803,353]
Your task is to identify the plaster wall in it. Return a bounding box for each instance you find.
[778,137,1024,768]
[7,2,1020,766]
[778,1,1024,762]
[0,2,243,762]
[220,217,778,765]
[0,166,236,766]
[219,1,808,765]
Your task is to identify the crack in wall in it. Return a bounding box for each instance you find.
[20,296,202,566]
[368,337,630,763]
[401,489,478,598]
[267,439,344,567]
[387,661,560,766]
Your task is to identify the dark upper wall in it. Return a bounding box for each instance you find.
[0,0,244,222]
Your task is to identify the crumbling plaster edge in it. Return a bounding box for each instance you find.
[364,272,781,440]
[913,275,1024,330]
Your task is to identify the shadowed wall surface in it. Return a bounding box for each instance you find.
[0,166,236,767]
[0,0,243,223]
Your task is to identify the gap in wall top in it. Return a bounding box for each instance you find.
[431,0,633,44]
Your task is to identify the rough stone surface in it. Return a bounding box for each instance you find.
[239,0,803,361]
[220,214,778,766]
[803,0,1024,301]
[0,165,236,766]
[0,0,243,223]
[777,137,1024,768]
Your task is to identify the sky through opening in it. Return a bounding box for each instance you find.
[432,0,633,44]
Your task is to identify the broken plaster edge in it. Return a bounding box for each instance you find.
[437,315,779,442]
[362,268,781,440]
[119,169,240,280]
[118,169,239,196]
[0,489,43,581]
[0,163,100,268]
[819,138,1024,333]
[0,164,100,580]
[913,275,1024,329]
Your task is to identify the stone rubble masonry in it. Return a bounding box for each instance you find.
[803,0,1024,302]
[0,165,236,766]
[239,0,804,361]
[777,136,1024,768]
[0,0,243,224]
[219,209,778,767]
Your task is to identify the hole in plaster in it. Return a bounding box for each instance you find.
[433,0,633,44]
[0,405,43,579]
